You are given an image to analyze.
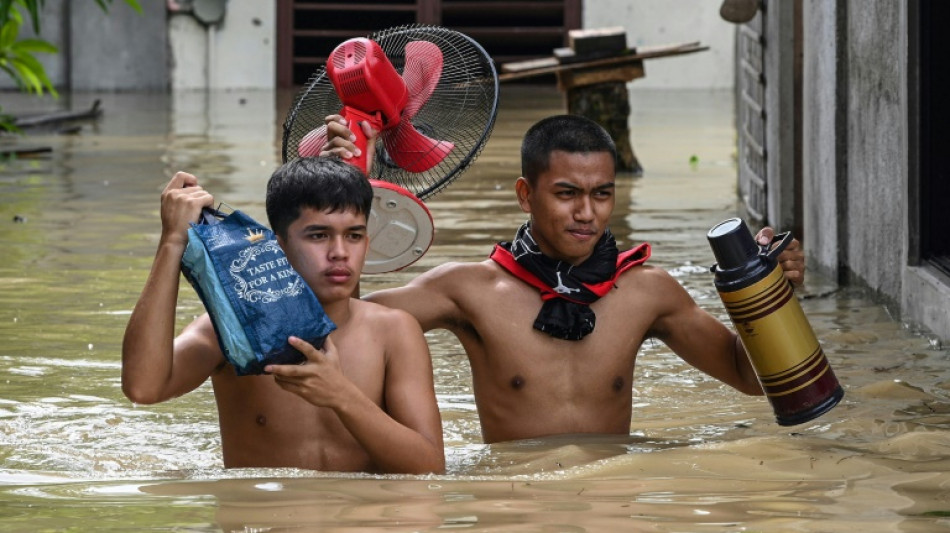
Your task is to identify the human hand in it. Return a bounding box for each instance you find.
[755,227,805,288]
[159,172,213,247]
[265,335,349,408]
[321,114,379,174]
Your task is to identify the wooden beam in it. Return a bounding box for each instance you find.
[499,42,709,82]
[556,62,644,91]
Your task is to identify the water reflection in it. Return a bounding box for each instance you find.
[0,86,949,530]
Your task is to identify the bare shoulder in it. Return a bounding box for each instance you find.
[616,263,685,295]
[408,259,500,289]
[364,260,501,332]
[613,263,697,316]
[353,297,423,332]
[616,263,712,343]
[351,299,431,369]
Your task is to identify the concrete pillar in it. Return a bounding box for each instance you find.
[802,0,848,281]
[763,0,798,233]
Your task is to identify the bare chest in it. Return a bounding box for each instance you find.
[209,376,370,470]
[457,276,652,390]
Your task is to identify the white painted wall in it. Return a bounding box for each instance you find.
[584,0,736,89]
[169,0,276,90]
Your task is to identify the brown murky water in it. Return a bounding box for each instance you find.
[1,85,949,531]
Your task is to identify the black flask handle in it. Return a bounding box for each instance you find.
[762,231,793,263]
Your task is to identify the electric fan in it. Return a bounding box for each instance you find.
[282,24,499,273]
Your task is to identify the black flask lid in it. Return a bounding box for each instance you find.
[707,218,793,288]
[707,218,759,271]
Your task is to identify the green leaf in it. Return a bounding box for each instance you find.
[11,51,56,96]
[0,0,12,29]
[0,16,20,49]
[12,37,56,54]
[93,0,142,15]
[0,104,20,134]
[124,0,142,14]
[10,56,42,92]
[23,0,42,35]
[0,61,16,80]
[10,52,55,98]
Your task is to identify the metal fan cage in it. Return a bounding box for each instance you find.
[282,25,499,200]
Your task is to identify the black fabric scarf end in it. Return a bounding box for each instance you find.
[501,222,619,341]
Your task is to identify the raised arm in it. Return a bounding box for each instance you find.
[644,226,802,396]
[121,172,224,404]
[645,268,764,396]
[265,310,445,474]
[363,261,469,332]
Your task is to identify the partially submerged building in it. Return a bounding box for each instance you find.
[736,0,949,341]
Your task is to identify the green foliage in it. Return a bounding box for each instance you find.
[688,154,699,171]
[0,0,142,133]
[0,0,142,34]
[95,0,143,15]
[0,0,42,34]
[0,6,59,98]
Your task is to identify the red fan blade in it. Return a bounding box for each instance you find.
[381,41,450,173]
[297,126,328,157]
[401,40,443,119]
[383,124,454,173]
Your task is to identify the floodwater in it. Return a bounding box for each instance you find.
[1,84,949,531]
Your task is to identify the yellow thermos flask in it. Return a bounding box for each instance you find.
[707,218,843,426]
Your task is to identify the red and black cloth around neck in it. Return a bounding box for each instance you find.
[490,222,651,341]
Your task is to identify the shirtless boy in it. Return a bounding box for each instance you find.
[323,114,806,444]
[121,157,444,473]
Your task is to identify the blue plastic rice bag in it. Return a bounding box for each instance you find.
[180,208,336,375]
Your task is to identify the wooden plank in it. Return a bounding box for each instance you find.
[556,62,644,90]
[0,146,53,157]
[502,56,559,73]
[499,42,708,81]
[12,100,102,128]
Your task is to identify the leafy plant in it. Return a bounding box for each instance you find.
[0,0,142,133]
[1,4,58,98]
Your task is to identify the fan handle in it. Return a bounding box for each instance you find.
[339,107,383,173]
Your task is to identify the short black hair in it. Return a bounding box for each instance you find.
[521,115,617,184]
[265,156,373,238]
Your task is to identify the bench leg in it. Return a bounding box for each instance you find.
[566,81,643,176]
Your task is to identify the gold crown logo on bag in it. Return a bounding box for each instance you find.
[245,228,265,243]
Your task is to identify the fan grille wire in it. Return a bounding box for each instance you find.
[282,24,499,200]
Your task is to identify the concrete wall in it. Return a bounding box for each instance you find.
[801,0,950,340]
[584,0,735,89]
[763,0,798,233]
[169,1,276,90]
[0,0,273,92]
[843,0,905,302]
[70,1,168,91]
[803,0,905,294]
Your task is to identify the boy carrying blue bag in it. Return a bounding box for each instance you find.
[180,208,335,376]
[121,158,443,473]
